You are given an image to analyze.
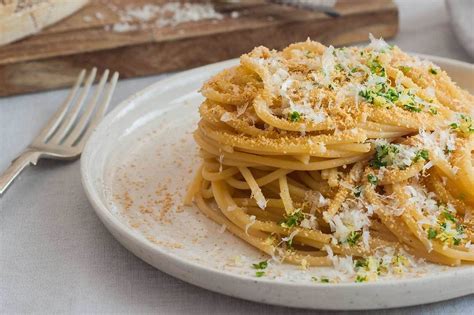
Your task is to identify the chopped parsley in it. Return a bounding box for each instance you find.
[442,211,456,223]
[429,107,438,115]
[355,275,368,283]
[403,102,422,112]
[371,143,399,169]
[429,68,438,75]
[289,111,301,122]
[252,260,268,277]
[427,227,437,240]
[354,259,368,268]
[346,231,362,246]
[450,122,459,129]
[399,65,411,73]
[280,209,304,228]
[368,58,386,77]
[359,84,398,109]
[252,260,268,270]
[367,174,378,185]
[312,276,330,283]
[413,149,429,162]
[450,114,474,135]
[453,238,461,246]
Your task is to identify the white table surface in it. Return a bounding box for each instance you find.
[1,0,473,313]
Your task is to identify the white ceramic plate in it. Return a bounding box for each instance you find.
[81,56,474,310]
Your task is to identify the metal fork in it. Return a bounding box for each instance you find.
[0,68,119,196]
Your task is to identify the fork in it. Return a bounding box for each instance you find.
[0,68,119,196]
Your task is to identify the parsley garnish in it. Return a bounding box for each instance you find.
[368,58,386,77]
[354,259,368,268]
[312,276,330,283]
[413,149,429,162]
[253,260,268,277]
[367,174,378,186]
[450,114,474,135]
[346,231,362,246]
[429,107,438,115]
[355,275,367,283]
[289,111,301,122]
[427,227,437,240]
[403,102,422,112]
[399,65,411,73]
[255,271,265,277]
[442,211,456,223]
[450,122,459,130]
[429,68,438,75]
[453,238,461,246]
[280,209,304,228]
[252,260,268,270]
[371,143,399,169]
[359,84,398,109]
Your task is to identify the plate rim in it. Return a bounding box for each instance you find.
[81,55,474,310]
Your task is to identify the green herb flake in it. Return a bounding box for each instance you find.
[252,260,268,270]
[429,107,438,115]
[312,276,330,283]
[367,174,378,186]
[399,65,412,73]
[427,227,437,240]
[355,275,368,283]
[255,271,265,277]
[450,114,474,135]
[289,111,301,122]
[355,259,368,268]
[346,231,362,246]
[403,102,422,113]
[413,149,429,162]
[442,211,456,223]
[429,68,438,75]
[371,143,399,169]
[280,209,304,228]
[453,238,461,246]
[368,58,386,77]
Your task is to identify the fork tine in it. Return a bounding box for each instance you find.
[48,68,97,144]
[63,69,110,146]
[32,69,86,145]
[75,72,119,149]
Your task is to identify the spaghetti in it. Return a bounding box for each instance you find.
[185,35,474,275]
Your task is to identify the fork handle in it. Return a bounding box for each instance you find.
[0,150,41,196]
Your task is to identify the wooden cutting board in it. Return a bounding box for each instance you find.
[0,0,398,97]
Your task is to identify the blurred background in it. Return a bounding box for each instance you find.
[0,0,472,97]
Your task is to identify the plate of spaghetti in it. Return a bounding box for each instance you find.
[81,35,474,310]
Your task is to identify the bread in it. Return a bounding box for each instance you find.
[0,0,89,46]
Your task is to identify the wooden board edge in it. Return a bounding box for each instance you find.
[0,9,398,97]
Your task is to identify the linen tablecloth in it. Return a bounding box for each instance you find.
[1,0,473,313]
